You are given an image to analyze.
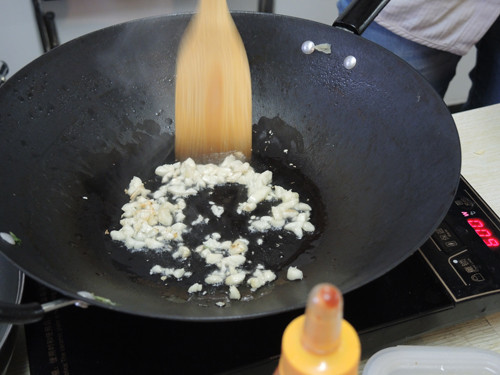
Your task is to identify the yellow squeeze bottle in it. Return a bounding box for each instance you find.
[274,283,360,375]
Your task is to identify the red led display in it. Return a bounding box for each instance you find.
[467,218,500,248]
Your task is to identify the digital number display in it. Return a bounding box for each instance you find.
[467,218,500,249]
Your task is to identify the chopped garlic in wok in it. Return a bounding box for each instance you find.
[188,283,203,293]
[229,285,241,300]
[210,203,224,218]
[247,265,277,291]
[191,214,209,225]
[110,155,315,300]
[287,266,304,281]
[172,245,191,259]
[150,265,191,280]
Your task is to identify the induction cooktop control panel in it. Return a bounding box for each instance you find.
[420,178,500,301]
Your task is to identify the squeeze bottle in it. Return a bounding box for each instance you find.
[274,283,360,375]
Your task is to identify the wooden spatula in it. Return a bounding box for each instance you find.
[174,0,252,163]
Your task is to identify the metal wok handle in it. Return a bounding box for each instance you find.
[0,299,89,324]
[333,0,390,35]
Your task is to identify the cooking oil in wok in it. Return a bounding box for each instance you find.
[107,119,325,305]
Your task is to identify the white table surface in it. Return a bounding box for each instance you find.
[5,103,500,374]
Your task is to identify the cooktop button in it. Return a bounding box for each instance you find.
[471,273,486,282]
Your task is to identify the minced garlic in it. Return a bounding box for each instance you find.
[110,155,315,300]
[287,266,304,281]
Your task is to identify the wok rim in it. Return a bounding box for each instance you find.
[0,11,461,322]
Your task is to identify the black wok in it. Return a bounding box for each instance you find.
[0,8,460,322]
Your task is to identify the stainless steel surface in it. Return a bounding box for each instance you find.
[41,298,89,313]
[0,256,24,374]
[0,61,8,86]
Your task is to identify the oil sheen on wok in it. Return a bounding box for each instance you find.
[109,152,324,305]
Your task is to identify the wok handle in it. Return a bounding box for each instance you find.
[0,298,89,324]
[333,0,390,35]
[0,301,44,324]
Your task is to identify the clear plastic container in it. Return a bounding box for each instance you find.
[362,345,500,375]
